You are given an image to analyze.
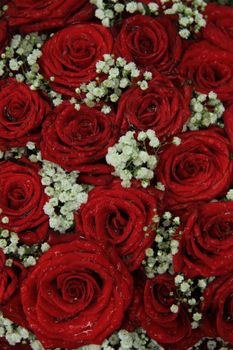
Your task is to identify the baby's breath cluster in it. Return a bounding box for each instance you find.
[187,91,225,130]
[0,146,26,159]
[106,130,159,188]
[90,0,159,27]
[39,160,90,233]
[75,54,152,111]
[161,0,207,38]
[142,212,181,278]
[0,228,50,268]
[172,274,215,329]
[99,328,164,350]
[0,32,47,90]
[188,337,229,350]
[0,312,44,349]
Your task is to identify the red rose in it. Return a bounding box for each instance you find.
[202,274,233,345]
[203,3,233,53]
[138,274,192,345]
[0,249,28,329]
[117,73,191,139]
[6,0,94,33]
[21,239,133,349]
[41,102,119,172]
[75,180,163,271]
[114,14,182,74]
[0,250,26,305]
[173,201,233,278]
[223,104,233,148]
[180,41,233,102]
[0,79,50,151]
[40,24,113,97]
[157,128,232,209]
[0,159,48,245]
[0,19,9,54]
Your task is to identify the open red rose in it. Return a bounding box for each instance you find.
[157,128,232,210]
[117,73,191,139]
[0,19,9,54]
[114,14,182,74]
[0,249,26,305]
[5,0,94,33]
[0,249,28,329]
[40,24,113,97]
[21,239,133,349]
[0,78,50,151]
[173,201,233,278]
[203,3,233,53]
[180,41,233,102]
[75,180,163,271]
[138,273,192,345]
[202,274,233,345]
[0,159,49,245]
[41,102,119,172]
[223,104,233,149]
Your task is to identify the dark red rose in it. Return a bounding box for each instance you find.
[157,128,232,210]
[75,180,163,271]
[0,159,49,245]
[173,201,233,278]
[0,78,50,151]
[0,19,9,54]
[6,0,94,33]
[117,73,191,139]
[203,3,233,53]
[40,102,119,172]
[180,41,233,102]
[202,274,233,345]
[40,24,113,97]
[0,249,28,329]
[223,104,233,148]
[0,250,26,305]
[114,14,182,74]
[138,273,192,345]
[21,239,133,349]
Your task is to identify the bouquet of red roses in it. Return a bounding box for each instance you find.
[0,0,233,349]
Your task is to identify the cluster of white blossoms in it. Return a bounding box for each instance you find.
[0,228,50,268]
[90,0,206,38]
[0,32,48,89]
[0,312,44,349]
[0,146,26,160]
[172,274,215,329]
[188,337,229,350]
[161,0,207,38]
[142,212,180,278]
[106,130,159,188]
[75,54,152,112]
[90,0,159,27]
[39,160,90,233]
[186,91,225,131]
[96,329,164,350]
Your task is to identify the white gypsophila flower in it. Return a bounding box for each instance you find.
[226,189,233,201]
[40,159,90,233]
[188,91,225,130]
[106,130,159,188]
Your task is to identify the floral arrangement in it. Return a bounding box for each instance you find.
[0,0,233,349]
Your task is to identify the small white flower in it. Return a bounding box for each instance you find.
[170,304,179,313]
